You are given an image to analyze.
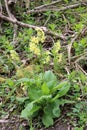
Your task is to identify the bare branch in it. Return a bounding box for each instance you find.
[27,2,87,14]
[4,0,14,18]
[32,0,62,10]
[0,13,65,40]
[0,1,2,33]
[4,0,18,44]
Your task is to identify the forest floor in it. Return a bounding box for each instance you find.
[0,0,87,130]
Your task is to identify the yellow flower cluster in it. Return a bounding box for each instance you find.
[43,50,51,64]
[30,43,40,55]
[10,50,20,61]
[52,41,62,63]
[29,28,45,56]
[45,56,50,63]
[36,27,46,43]
[53,40,61,53]
[30,36,39,44]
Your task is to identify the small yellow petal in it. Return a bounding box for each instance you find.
[30,36,39,44]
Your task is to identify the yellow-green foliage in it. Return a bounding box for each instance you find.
[52,41,62,63]
[10,50,20,62]
[0,77,6,83]
[29,28,46,56]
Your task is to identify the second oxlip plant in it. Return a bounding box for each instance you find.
[16,70,72,129]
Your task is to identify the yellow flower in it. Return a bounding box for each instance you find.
[30,43,36,51]
[29,43,40,55]
[34,48,40,55]
[10,50,20,61]
[43,50,51,64]
[53,41,61,53]
[30,36,39,44]
[46,56,50,63]
[43,56,50,64]
[29,28,45,56]
[40,36,45,43]
[36,27,45,43]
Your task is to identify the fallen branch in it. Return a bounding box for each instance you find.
[27,2,87,14]
[0,13,66,40]
[0,120,15,123]
[4,0,13,18]
[30,0,62,10]
[75,62,87,76]
[67,32,78,64]
[4,0,18,44]
[0,1,2,32]
[67,25,87,64]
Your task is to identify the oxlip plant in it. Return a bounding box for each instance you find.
[16,70,72,129]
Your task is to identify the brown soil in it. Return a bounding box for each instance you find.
[0,120,87,130]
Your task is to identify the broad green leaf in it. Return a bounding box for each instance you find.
[47,80,58,90]
[36,95,52,103]
[42,114,53,127]
[28,87,43,101]
[59,99,75,105]
[52,83,70,101]
[52,100,61,117]
[43,104,54,117]
[53,106,60,117]
[41,83,50,95]
[43,101,60,119]
[43,70,57,82]
[21,102,34,119]
[21,102,40,119]
[58,83,70,98]
[16,97,29,103]
[52,81,68,93]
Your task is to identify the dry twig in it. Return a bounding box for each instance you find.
[27,2,87,13]
[67,25,87,64]
[0,13,65,40]
[4,0,18,44]
[0,1,2,32]
[29,0,62,10]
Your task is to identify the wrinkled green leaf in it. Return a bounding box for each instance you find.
[42,114,53,127]
[28,87,43,101]
[21,102,40,119]
[52,83,70,101]
[36,95,52,103]
[43,70,57,82]
[52,100,61,117]
[41,83,50,95]
[47,80,58,90]
[52,81,68,93]
[58,83,70,97]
